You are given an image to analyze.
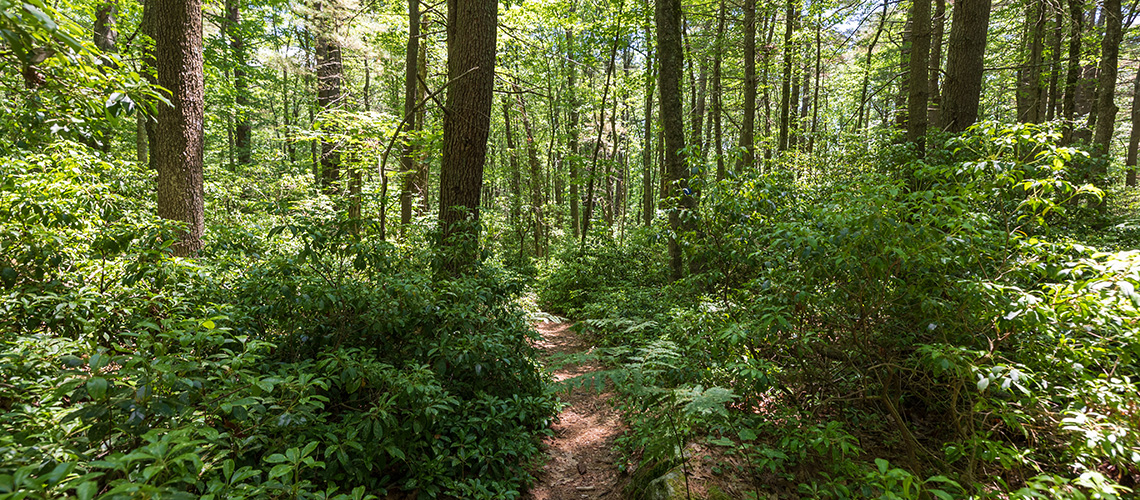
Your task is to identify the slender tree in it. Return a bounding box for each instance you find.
[740,0,756,170]
[227,0,251,166]
[1126,70,1139,187]
[1062,0,1083,144]
[641,17,656,227]
[315,3,343,194]
[928,0,945,126]
[399,0,420,229]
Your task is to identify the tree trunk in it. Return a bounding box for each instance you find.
[656,0,691,281]
[1016,0,1046,123]
[315,15,342,194]
[95,1,117,153]
[941,0,992,133]
[503,99,521,225]
[907,0,931,153]
[857,0,888,132]
[928,0,945,127]
[1091,0,1121,198]
[713,0,725,179]
[1126,70,1139,187]
[739,0,756,171]
[439,0,497,273]
[1046,7,1063,121]
[808,12,821,154]
[400,0,419,228]
[566,23,581,238]
[1062,0,1083,144]
[416,19,429,214]
[642,18,656,226]
[227,0,251,166]
[778,0,797,151]
[515,83,546,257]
[150,0,205,257]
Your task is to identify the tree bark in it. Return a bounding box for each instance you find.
[1016,0,1046,123]
[315,6,342,194]
[778,0,798,151]
[514,83,546,257]
[400,0,419,228]
[642,17,656,226]
[1046,6,1063,121]
[941,0,992,133]
[439,0,497,272]
[907,0,931,153]
[1091,0,1121,192]
[656,0,691,281]
[739,0,756,171]
[227,0,251,165]
[1126,70,1139,187]
[713,0,725,179]
[566,23,581,238]
[95,1,117,153]
[1062,0,1083,144]
[150,0,205,256]
[928,0,945,127]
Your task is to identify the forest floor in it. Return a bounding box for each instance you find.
[526,320,629,500]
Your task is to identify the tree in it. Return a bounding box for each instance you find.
[1091,0,1120,209]
[315,3,343,194]
[940,0,991,133]
[226,0,251,166]
[94,1,117,153]
[399,0,420,229]
[438,0,497,272]
[739,0,756,169]
[906,0,931,153]
[149,0,205,256]
[1126,70,1139,187]
[656,0,691,280]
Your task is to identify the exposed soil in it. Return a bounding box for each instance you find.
[526,320,629,500]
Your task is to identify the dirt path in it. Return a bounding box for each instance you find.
[527,320,628,500]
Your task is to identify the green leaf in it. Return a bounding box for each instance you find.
[268,464,292,480]
[86,377,108,400]
[75,481,97,500]
[708,437,735,447]
[928,489,953,500]
[738,429,758,441]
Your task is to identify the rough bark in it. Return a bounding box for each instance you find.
[656,0,691,281]
[1017,0,1046,123]
[1091,0,1121,164]
[713,0,725,179]
[907,0,931,152]
[315,6,342,194]
[1062,0,1083,144]
[739,0,756,171]
[778,0,797,151]
[150,0,205,256]
[928,0,945,127]
[227,0,251,165]
[1127,70,1140,187]
[400,0,420,228]
[95,1,117,152]
[642,19,656,226]
[566,24,581,238]
[940,0,992,133]
[439,0,497,272]
[1046,6,1063,121]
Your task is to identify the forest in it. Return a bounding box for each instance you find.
[2,0,1140,496]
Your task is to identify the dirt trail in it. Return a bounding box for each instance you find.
[527,320,628,500]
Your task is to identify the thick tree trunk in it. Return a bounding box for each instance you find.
[439,0,497,272]
[907,0,931,153]
[400,0,420,228]
[941,0,992,133]
[150,0,205,256]
[416,21,429,214]
[642,20,656,226]
[1091,0,1121,191]
[656,0,691,281]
